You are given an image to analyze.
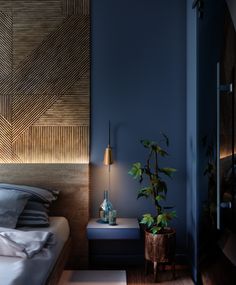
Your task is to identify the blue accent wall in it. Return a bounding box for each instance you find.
[91,0,187,253]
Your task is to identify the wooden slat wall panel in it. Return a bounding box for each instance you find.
[11,15,89,96]
[12,93,59,142]
[0,94,11,123]
[13,126,89,163]
[0,0,90,164]
[0,1,12,15]
[0,164,89,268]
[0,11,12,80]
[12,0,63,70]
[63,0,90,16]
[34,76,90,126]
[0,116,13,163]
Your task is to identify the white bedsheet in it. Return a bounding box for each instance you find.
[0,217,70,285]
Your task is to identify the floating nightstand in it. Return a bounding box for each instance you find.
[87,218,143,267]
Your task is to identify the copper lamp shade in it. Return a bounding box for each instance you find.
[104,145,113,165]
[104,120,113,192]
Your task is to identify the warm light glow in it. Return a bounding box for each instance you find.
[220,152,236,159]
[2,156,89,164]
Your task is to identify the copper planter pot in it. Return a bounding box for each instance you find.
[145,228,176,282]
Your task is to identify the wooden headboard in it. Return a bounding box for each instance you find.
[0,163,89,268]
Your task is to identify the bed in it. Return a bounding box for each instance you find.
[0,182,74,285]
[0,164,89,284]
[0,217,70,285]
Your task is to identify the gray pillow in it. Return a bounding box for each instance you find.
[17,201,49,227]
[0,183,59,203]
[0,190,29,228]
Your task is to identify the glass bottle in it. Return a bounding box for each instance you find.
[99,190,113,223]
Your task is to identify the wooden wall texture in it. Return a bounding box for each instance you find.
[0,0,90,268]
[0,0,90,163]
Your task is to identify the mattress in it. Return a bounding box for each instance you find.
[0,216,70,285]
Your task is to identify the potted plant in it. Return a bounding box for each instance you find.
[128,133,177,282]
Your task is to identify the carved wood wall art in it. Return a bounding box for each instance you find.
[0,0,90,163]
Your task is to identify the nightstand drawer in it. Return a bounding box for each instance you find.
[87,218,140,240]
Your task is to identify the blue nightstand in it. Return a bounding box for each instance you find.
[87,218,143,267]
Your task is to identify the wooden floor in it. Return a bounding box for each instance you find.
[127,268,194,285]
[58,268,194,285]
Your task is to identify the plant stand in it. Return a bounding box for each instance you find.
[144,229,176,282]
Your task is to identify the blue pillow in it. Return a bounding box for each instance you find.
[0,190,30,228]
[0,183,59,203]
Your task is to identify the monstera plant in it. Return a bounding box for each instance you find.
[129,134,177,234]
[129,133,177,281]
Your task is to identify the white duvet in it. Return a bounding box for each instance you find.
[0,228,54,258]
[0,217,69,285]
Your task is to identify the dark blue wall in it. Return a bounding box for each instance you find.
[91,0,187,252]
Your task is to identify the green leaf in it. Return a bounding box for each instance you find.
[137,187,153,199]
[140,214,154,228]
[158,167,177,178]
[128,162,142,180]
[156,212,176,228]
[157,214,164,225]
[156,194,166,202]
[165,211,176,221]
[151,226,161,235]
[141,140,168,156]
[140,140,152,149]
[165,213,173,221]
[157,214,168,227]
[156,146,168,157]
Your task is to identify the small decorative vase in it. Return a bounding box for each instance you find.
[108,209,117,225]
[99,190,113,223]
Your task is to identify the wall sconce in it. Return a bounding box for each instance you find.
[104,120,113,191]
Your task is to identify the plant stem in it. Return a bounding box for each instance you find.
[154,149,160,216]
[155,150,158,177]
